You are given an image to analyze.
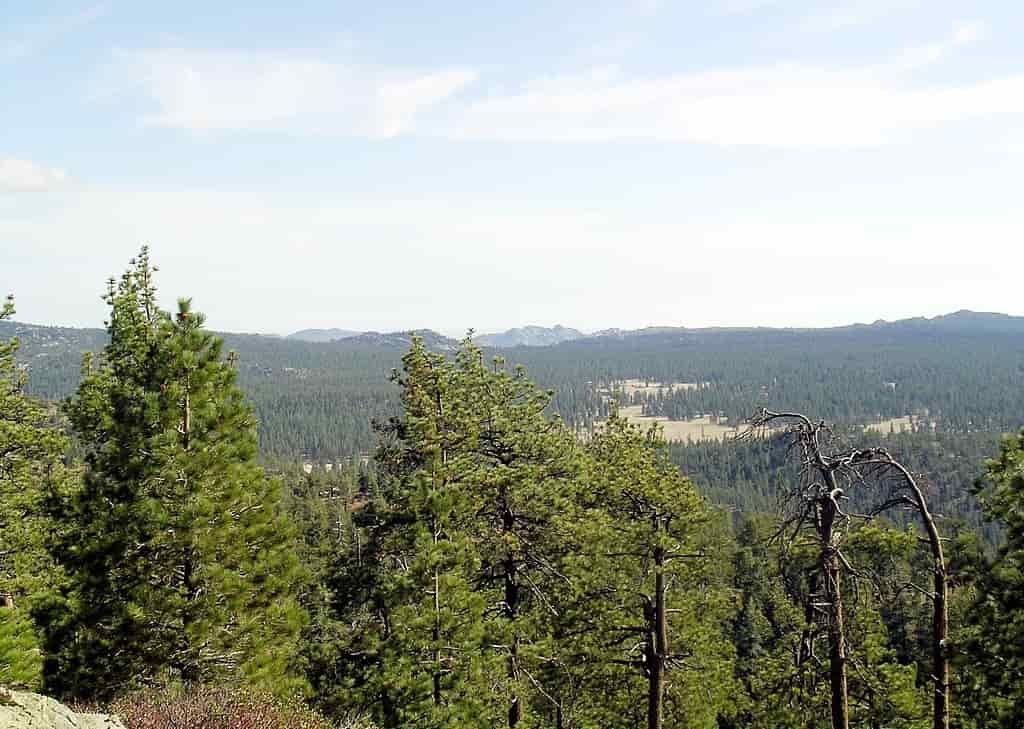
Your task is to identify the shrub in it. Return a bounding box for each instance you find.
[108,685,334,729]
[0,607,43,689]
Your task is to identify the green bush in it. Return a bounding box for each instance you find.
[0,607,43,689]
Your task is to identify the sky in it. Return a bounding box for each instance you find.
[2,0,1023,335]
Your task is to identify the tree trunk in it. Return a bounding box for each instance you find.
[931,557,949,729]
[798,571,819,667]
[432,393,448,707]
[179,548,201,684]
[504,504,522,728]
[182,388,190,450]
[911,480,950,729]
[647,546,667,729]
[506,589,522,727]
[432,519,442,706]
[824,553,849,729]
[891,460,950,729]
[821,474,849,729]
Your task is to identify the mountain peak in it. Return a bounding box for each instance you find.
[476,325,585,348]
[287,328,362,343]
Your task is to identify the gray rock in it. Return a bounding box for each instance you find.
[0,690,126,729]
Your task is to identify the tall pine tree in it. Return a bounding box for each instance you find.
[455,342,583,729]
[44,249,307,700]
[0,295,69,689]
[580,412,736,729]
[364,336,499,728]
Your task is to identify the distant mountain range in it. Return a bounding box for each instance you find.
[285,324,587,348]
[859,310,1024,335]
[338,329,457,350]
[286,328,361,343]
[5,312,1024,372]
[475,325,585,348]
[280,312,1024,351]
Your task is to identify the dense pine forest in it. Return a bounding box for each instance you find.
[3,249,1024,728]
[4,279,1023,538]
[8,311,1024,463]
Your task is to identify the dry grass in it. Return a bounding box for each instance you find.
[611,379,706,397]
[611,405,741,443]
[864,416,915,435]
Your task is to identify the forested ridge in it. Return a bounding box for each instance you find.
[4,250,1024,728]
[4,304,1022,533]
[7,310,1024,454]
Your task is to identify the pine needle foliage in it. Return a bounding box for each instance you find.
[43,249,308,701]
[0,295,69,689]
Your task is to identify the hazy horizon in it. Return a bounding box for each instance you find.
[6,305,1016,341]
[5,2,1024,334]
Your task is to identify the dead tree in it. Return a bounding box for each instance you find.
[747,409,950,729]
[747,410,853,729]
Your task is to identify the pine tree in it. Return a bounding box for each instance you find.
[453,342,583,729]
[956,430,1024,727]
[0,295,69,689]
[44,249,307,700]
[580,411,736,729]
[332,337,500,728]
[724,515,821,729]
[331,337,584,727]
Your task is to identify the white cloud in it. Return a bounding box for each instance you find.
[122,49,477,137]
[0,159,69,192]
[447,68,1024,147]
[2,2,109,60]
[445,23,1018,148]
[107,22,1013,149]
[892,20,986,70]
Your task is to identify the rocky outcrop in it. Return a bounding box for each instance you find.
[0,690,126,729]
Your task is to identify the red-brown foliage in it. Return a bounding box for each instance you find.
[108,686,333,729]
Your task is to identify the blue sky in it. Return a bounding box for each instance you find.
[2,1,1023,334]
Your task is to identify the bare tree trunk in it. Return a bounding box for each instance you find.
[824,554,849,729]
[647,546,667,729]
[748,410,946,729]
[821,474,850,729]
[887,461,950,729]
[912,485,950,729]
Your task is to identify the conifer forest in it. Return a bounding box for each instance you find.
[3,248,1024,728]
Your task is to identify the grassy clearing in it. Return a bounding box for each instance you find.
[864,416,923,435]
[608,379,706,397]
[613,405,741,443]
